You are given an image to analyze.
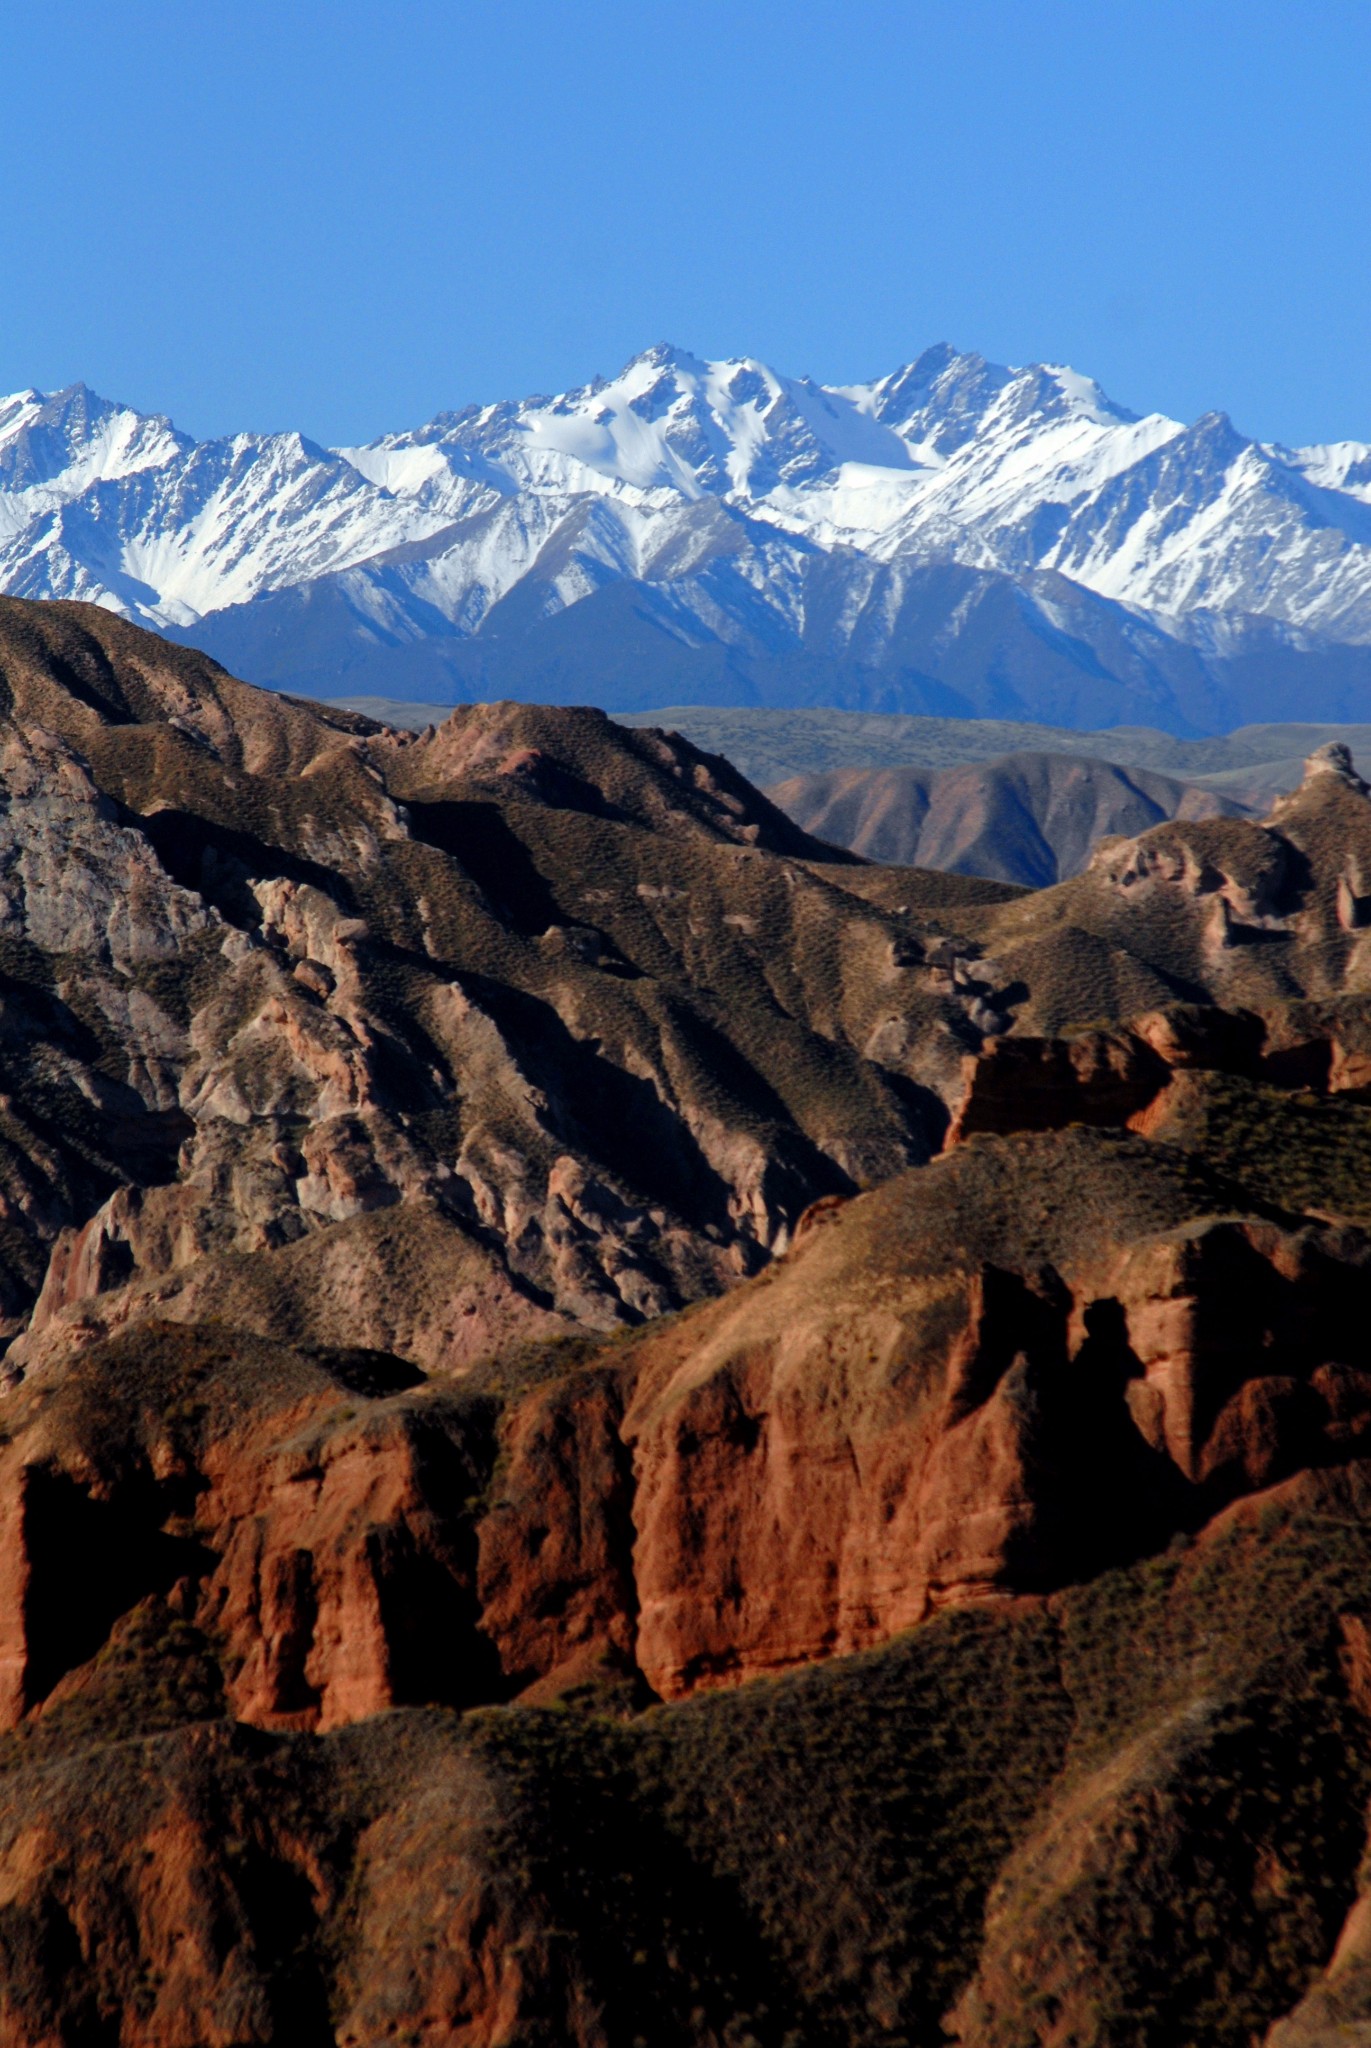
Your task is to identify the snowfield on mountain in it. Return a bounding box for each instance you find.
[5,344,1371,728]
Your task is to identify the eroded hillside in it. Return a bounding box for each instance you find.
[9,599,1371,2043]
[0,596,1013,1377]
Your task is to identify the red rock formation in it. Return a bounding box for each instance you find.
[948,1027,1170,1140]
[7,1129,1369,1748]
[0,1329,503,1736]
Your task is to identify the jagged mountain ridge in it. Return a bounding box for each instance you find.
[5,346,1371,729]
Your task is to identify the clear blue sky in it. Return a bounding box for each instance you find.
[4,0,1369,450]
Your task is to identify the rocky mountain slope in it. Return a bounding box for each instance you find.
[11,600,1371,2040]
[0,595,983,1382]
[768,749,1241,883]
[6,347,1371,727]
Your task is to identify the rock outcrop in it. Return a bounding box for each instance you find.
[5,604,1369,1386]
[3,1364,1371,2046]
[480,1127,1371,1700]
[0,597,988,1376]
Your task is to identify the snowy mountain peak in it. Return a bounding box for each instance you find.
[616,339,712,382]
[856,344,1010,444]
[3,344,1371,733]
[836,348,1131,459]
[0,381,190,513]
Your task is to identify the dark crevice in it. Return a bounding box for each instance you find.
[20,1466,217,1709]
[371,1407,510,1712]
[405,799,563,935]
[139,808,356,928]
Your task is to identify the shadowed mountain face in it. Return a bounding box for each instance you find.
[768,749,1242,883]
[15,600,1371,2042]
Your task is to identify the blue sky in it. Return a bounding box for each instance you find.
[4,0,1369,449]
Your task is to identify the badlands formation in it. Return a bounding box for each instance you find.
[5,600,1371,2041]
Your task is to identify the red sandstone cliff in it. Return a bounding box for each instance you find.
[5,1127,1371,1749]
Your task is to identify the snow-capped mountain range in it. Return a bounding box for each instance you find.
[5,344,1371,732]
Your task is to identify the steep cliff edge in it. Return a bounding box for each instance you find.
[7,1122,1371,1747]
[5,1255,1371,2046]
